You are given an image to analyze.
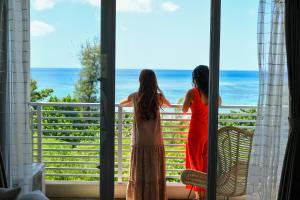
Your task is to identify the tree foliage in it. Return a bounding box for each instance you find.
[74,40,100,103]
[31,79,54,102]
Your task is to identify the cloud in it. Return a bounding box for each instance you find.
[83,0,100,7]
[121,26,129,32]
[31,20,56,37]
[117,0,153,13]
[83,0,153,13]
[33,0,56,11]
[161,1,179,12]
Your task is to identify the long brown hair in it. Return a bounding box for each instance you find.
[136,69,162,121]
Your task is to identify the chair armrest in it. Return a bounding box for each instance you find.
[180,170,207,189]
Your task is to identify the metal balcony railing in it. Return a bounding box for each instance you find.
[30,102,257,183]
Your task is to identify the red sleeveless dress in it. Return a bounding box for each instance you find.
[186,88,208,192]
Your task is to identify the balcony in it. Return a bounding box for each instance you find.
[30,102,256,199]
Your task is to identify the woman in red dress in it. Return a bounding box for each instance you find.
[182,65,210,200]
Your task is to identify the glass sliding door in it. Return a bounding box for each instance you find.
[31,0,102,197]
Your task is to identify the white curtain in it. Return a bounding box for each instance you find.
[6,0,32,192]
[0,0,8,188]
[246,0,288,199]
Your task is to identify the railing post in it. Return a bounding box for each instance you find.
[117,106,123,183]
[37,105,43,163]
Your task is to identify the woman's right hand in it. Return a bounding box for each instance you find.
[160,94,171,107]
[119,93,134,107]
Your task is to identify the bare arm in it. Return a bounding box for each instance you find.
[160,94,171,107]
[120,93,134,107]
[182,89,193,113]
[218,96,222,106]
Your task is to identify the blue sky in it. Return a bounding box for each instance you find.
[31,0,258,70]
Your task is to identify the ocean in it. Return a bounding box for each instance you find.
[31,68,259,105]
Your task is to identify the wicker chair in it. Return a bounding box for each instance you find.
[181,126,254,199]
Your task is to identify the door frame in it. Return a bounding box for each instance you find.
[100,1,116,200]
[207,0,221,199]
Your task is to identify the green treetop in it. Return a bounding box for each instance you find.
[31,79,54,102]
[74,40,100,103]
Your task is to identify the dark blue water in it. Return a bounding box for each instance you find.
[31,68,259,105]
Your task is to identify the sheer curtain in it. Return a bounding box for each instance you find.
[0,0,8,189]
[6,0,32,192]
[246,0,288,199]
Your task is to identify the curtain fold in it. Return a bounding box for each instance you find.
[277,1,300,199]
[6,0,32,192]
[246,0,288,199]
[0,151,7,188]
[0,0,8,189]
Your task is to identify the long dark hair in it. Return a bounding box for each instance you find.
[136,69,162,121]
[192,65,209,98]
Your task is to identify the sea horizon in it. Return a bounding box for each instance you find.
[31,67,259,105]
[31,66,259,72]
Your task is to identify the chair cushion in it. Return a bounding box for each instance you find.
[0,187,21,200]
[18,190,49,200]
